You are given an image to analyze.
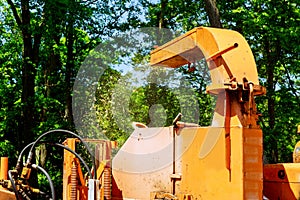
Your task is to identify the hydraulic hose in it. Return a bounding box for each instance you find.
[16,142,92,179]
[32,164,55,200]
[25,129,96,179]
[8,170,20,200]
[54,143,92,178]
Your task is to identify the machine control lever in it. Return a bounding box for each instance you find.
[172,113,182,127]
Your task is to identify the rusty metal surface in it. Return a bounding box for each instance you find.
[70,162,78,200]
[63,138,77,200]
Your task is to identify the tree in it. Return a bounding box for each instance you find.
[143,0,208,31]
[6,0,37,149]
[0,0,22,156]
[219,0,300,162]
[203,0,223,28]
[0,1,299,198]
[143,0,300,163]
[1,0,146,197]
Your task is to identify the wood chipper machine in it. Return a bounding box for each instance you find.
[0,27,299,200]
[111,27,300,200]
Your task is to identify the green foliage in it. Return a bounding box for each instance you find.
[0,0,299,198]
[143,0,208,31]
[0,0,146,198]
[132,82,181,127]
[177,61,215,126]
[95,67,126,142]
[219,0,300,162]
[0,1,22,159]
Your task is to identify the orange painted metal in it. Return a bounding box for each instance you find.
[293,141,300,163]
[179,127,263,199]
[111,127,263,199]
[150,27,264,199]
[111,27,266,199]
[63,138,82,200]
[0,188,15,200]
[150,27,263,92]
[0,157,15,200]
[63,138,115,200]
[264,164,300,200]
[150,27,265,130]
[0,157,8,183]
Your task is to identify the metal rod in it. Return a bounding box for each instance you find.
[225,91,232,181]
[172,126,176,195]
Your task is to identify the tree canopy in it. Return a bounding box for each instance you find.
[0,0,299,198]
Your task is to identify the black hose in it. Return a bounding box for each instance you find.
[16,142,92,179]
[16,142,34,172]
[8,170,20,200]
[25,129,97,179]
[53,143,92,178]
[32,164,55,200]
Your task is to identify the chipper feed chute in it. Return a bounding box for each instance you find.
[112,27,266,200]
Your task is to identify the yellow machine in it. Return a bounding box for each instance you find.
[112,27,265,200]
[0,27,299,200]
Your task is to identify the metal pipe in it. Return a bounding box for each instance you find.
[172,126,176,195]
[171,113,182,195]
[0,157,8,181]
[225,91,231,181]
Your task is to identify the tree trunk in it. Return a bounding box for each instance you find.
[158,0,167,28]
[7,0,39,147]
[21,0,35,146]
[203,0,223,28]
[264,36,279,163]
[65,12,75,129]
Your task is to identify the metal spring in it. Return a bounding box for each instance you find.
[103,167,111,200]
[70,161,77,200]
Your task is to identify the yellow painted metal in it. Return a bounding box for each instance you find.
[150,27,265,129]
[112,127,263,199]
[97,160,107,179]
[293,141,300,163]
[150,27,262,93]
[111,27,265,199]
[0,157,8,181]
[264,163,300,200]
[177,127,263,199]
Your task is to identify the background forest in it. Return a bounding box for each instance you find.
[0,0,299,198]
